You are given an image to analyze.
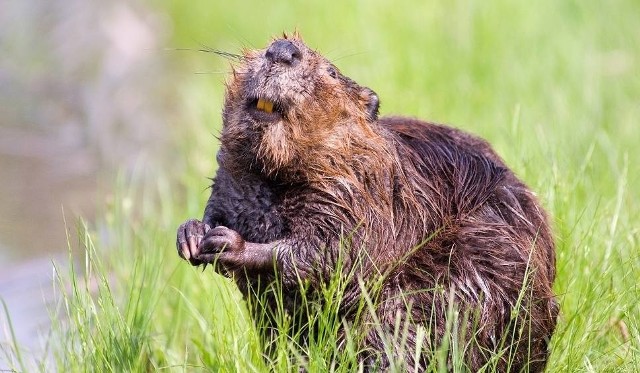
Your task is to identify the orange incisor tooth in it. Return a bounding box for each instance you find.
[257,98,274,113]
[263,100,274,113]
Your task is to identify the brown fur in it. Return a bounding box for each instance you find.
[176,33,558,371]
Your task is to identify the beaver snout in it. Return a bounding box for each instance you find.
[265,40,302,66]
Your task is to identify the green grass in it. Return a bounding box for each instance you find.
[5,0,640,371]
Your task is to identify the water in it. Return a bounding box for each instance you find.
[0,0,177,367]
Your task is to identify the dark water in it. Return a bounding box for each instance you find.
[0,0,178,368]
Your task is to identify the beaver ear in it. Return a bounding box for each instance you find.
[362,88,380,122]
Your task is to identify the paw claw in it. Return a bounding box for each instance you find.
[176,219,208,266]
[180,243,190,260]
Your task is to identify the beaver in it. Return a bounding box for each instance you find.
[176,33,558,371]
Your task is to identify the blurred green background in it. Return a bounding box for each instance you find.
[1,0,638,371]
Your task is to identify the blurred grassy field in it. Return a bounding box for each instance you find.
[11,0,639,371]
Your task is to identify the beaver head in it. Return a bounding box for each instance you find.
[220,33,384,181]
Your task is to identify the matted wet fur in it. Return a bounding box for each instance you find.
[176,33,558,372]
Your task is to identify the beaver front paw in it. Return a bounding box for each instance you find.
[176,219,210,266]
[198,226,246,257]
[174,226,245,272]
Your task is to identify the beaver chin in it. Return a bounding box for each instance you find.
[247,97,286,123]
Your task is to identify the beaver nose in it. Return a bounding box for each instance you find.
[265,40,302,66]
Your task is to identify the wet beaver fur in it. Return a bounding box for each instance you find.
[176,33,558,371]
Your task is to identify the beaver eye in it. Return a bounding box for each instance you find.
[327,67,338,79]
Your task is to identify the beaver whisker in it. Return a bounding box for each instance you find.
[198,45,245,60]
[170,46,246,61]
